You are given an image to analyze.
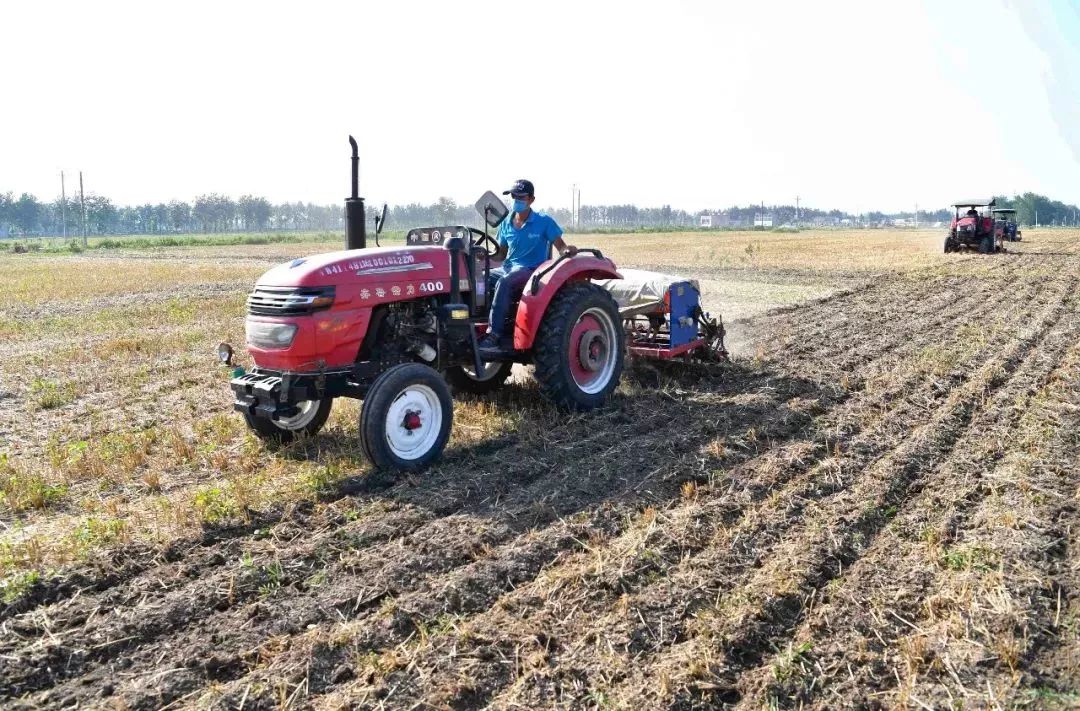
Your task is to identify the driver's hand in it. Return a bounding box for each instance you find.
[562,244,578,256]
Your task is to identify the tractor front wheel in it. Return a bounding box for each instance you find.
[359,364,453,471]
[243,399,333,444]
[944,236,954,253]
[979,235,994,254]
[533,282,625,411]
[444,361,514,395]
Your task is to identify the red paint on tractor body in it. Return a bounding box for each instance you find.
[952,216,993,232]
[246,246,460,371]
[512,255,621,351]
[628,338,707,359]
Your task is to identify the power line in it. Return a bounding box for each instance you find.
[79,171,87,245]
[60,171,67,239]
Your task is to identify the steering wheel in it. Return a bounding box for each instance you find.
[468,228,500,257]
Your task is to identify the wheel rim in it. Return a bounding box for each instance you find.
[273,400,321,430]
[384,384,443,460]
[462,361,505,382]
[568,306,618,395]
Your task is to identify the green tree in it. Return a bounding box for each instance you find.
[435,196,457,223]
[13,193,42,234]
[0,192,12,233]
[238,195,272,230]
[168,201,190,232]
[83,195,117,234]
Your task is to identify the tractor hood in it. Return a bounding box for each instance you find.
[256,246,452,288]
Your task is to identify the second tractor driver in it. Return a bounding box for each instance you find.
[478,179,577,354]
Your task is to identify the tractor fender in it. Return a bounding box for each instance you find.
[513,255,621,351]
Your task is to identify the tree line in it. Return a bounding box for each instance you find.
[1,190,1077,237]
[0,193,344,236]
[992,193,1080,227]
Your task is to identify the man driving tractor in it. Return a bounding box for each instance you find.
[478,179,578,354]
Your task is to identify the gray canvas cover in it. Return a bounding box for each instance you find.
[595,269,700,314]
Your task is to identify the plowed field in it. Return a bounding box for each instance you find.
[2,229,1078,709]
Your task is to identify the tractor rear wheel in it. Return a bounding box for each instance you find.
[243,398,333,444]
[359,363,453,471]
[533,281,624,411]
[943,236,954,253]
[979,235,994,254]
[444,361,514,395]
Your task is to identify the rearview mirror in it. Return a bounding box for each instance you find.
[375,203,388,235]
[474,191,508,228]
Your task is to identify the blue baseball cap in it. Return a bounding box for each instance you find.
[502,179,535,198]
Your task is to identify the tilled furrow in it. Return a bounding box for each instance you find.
[753,271,1037,387]
[648,274,1078,708]
[490,267,1069,708]
[111,368,834,709]
[315,262,1058,704]
[737,281,1080,708]
[7,362,822,707]
[0,504,435,701]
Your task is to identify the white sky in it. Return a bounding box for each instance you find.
[2,0,1079,213]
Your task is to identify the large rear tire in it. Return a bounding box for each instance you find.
[359,364,453,471]
[533,281,624,411]
[444,361,514,395]
[243,399,333,444]
[944,236,954,253]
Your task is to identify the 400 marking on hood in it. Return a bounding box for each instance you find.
[357,280,448,300]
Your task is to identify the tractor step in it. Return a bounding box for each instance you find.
[477,334,518,362]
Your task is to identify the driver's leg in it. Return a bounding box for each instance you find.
[484,266,532,346]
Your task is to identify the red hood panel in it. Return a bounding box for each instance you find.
[257,246,452,288]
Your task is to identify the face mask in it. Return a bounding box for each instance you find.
[513,199,529,213]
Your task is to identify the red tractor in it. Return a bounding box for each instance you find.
[222,138,726,470]
[944,198,1003,254]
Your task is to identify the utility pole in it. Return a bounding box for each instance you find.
[60,171,68,239]
[79,171,87,245]
[795,195,800,228]
[915,202,918,229]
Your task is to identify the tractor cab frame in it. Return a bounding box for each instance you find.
[944,198,1003,254]
[991,207,1021,242]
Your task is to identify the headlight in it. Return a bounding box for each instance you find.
[245,320,298,349]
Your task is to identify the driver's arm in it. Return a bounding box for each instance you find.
[494,244,508,261]
[553,236,577,256]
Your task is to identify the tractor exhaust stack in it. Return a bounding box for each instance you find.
[345,135,367,250]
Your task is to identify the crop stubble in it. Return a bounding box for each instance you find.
[1,231,1078,709]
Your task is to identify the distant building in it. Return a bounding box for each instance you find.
[753,213,773,228]
[699,212,735,228]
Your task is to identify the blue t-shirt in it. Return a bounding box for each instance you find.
[498,210,563,270]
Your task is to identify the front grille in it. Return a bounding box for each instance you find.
[247,285,335,316]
